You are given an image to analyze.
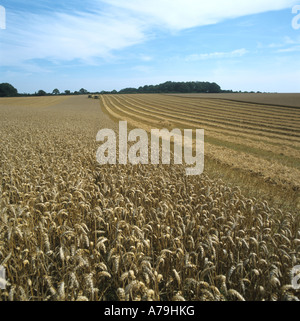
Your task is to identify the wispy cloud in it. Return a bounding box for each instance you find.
[277,45,300,52]
[140,55,153,62]
[258,36,300,53]
[186,48,248,61]
[0,0,297,69]
[0,7,147,68]
[103,0,298,30]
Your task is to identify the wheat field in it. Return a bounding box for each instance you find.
[0,94,299,301]
[101,94,300,209]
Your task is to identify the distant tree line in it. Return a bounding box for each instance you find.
[0,82,265,98]
[120,81,221,94]
[33,88,89,96]
[99,81,222,95]
[0,83,90,97]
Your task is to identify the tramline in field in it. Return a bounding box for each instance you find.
[100,94,300,192]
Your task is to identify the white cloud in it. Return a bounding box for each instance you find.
[186,48,248,61]
[0,0,298,68]
[140,55,153,62]
[258,36,300,52]
[0,8,147,67]
[277,45,300,52]
[103,0,298,30]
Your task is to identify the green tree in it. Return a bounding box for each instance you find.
[52,88,60,95]
[0,83,18,97]
[208,82,221,93]
[64,90,71,95]
[37,90,47,96]
[79,88,88,95]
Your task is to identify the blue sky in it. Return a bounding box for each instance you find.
[0,0,300,93]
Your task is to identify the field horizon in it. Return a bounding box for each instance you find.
[165,93,300,108]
